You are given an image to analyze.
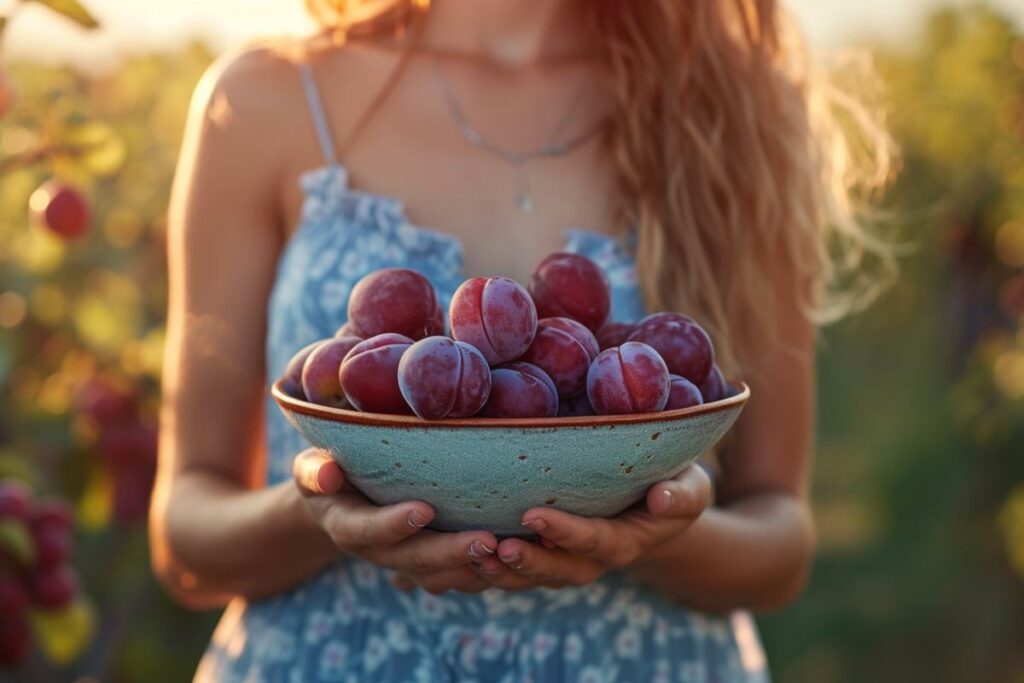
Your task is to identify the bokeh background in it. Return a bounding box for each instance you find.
[0,1,1022,681]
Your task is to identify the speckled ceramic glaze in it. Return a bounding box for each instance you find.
[273,380,749,536]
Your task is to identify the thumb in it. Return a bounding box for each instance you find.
[293,448,345,495]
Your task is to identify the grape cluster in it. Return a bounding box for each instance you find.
[0,481,78,666]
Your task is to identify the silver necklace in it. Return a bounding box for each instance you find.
[431,57,602,213]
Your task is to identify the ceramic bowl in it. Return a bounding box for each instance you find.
[273,380,749,536]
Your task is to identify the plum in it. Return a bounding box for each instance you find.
[29,180,90,240]
[339,333,414,414]
[480,361,559,418]
[0,614,31,666]
[558,393,595,417]
[26,566,77,610]
[665,374,704,410]
[586,342,670,415]
[346,268,442,340]
[449,276,537,365]
[528,252,611,332]
[596,321,635,350]
[520,317,599,399]
[628,314,714,386]
[280,341,323,399]
[0,481,31,519]
[698,364,732,403]
[300,336,362,407]
[398,337,491,419]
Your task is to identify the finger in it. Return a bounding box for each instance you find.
[467,556,542,591]
[645,464,712,518]
[324,496,435,550]
[368,529,498,573]
[495,538,604,587]
[520,509,635,566]
[292,448,345,495]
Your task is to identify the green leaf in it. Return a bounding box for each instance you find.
[27,0,100,30]
[31,598,97,665]
[0,519,35,567]
[60,121,126,177]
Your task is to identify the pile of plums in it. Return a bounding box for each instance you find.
[0,480,77,666]
[281,252,735,419]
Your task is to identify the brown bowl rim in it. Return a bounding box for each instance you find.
[272,378,750,429]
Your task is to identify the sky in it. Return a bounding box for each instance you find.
[4,0,1024,69]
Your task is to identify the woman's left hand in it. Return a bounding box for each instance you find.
[459,463,712,591]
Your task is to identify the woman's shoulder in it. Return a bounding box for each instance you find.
[190,37,394,152]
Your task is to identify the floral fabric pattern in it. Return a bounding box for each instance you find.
[197,164,770,682]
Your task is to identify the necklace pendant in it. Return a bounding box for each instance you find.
[516,191,536,213]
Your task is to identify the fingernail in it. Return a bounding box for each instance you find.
[316,464,342,493]
[499,549,521,565]
[408,511,429,528]
[467,540,495,559]
[522,518,548,532]
[661,490,674,513]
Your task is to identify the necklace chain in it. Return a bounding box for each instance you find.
[431,57,603,212]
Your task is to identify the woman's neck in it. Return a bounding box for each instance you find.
[420,0,596,68]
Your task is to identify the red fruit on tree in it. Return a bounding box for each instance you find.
[74,378,138,428]
[0,481,31,520]
[0,70,14,120]
[26,565,77,610]
[31,524,72,569]
[96,421,158,471]
[0,575,28,618]
[29,180,91,240]
[0,615,32,666]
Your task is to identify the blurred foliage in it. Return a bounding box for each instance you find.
[760,6,1024,683]
[0,3,1021,682]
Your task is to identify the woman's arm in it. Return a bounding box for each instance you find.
[626,259,818,612]
[149,48,340,607]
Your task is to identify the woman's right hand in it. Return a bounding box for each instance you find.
[293,448,498,595]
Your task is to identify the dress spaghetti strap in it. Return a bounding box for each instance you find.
[297,62,339,166]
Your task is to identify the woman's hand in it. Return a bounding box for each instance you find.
[293,449,500,595]
[466,464,712,590]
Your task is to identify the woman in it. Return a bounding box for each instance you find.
[151,0,893,680]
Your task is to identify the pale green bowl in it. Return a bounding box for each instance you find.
[273,380,749,537]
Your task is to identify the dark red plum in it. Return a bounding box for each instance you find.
[280,341,323,399]
[339,333,415,414]
[32,525,71,568]
[449,276,537,365]
[596,321,635,351]
[300,336,362,407]
[665,374,704,410]
[628,315,714,386]
[698,364,731,403]
[520,317,599,399]
[480,362,559,418]
[558,393,595,417]
[586,342,670,415]
[0,481,31,519]
[347,268,442,340]
[26,566,77,610]
[528,252,611,332]
[0,613,31,666]
[398,337,491,419]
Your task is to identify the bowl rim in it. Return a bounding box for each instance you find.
[272,378,750,429]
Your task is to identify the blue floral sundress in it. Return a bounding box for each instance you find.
[194,63,771,683]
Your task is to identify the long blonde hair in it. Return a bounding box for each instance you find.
[304,0,896,374]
